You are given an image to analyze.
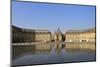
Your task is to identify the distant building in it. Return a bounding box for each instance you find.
[53,28,63,41]
[12,25,26,43]
[12,25,95,43]
[65,28,96,42]
[21,28,35,42]
[34,30,52,42]
[12,25,51,43]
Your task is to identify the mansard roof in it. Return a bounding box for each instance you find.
[12,25,51,34]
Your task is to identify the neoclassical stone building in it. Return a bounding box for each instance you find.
[12,25,26,43]
[12,25,95,43]
[12,25,52,43]
[65,28,95,42]
[34,30,52,42]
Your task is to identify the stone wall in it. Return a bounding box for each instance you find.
[12,25,51,43]
[65,28,95,42]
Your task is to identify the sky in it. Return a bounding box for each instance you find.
[12,1,96,33]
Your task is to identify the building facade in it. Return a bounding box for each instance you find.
[12,25,52,43]
[12,25,95,43]
[35,30,52,42]
[12,25,25,43]
[65,28,95,42]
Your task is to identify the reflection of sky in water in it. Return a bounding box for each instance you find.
[12,43,95,66]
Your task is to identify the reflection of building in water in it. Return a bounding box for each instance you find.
[35,43,52,51]
[12,25,51,43]
[53,28,63,41]
[65,42,95,50]
[65,28,95,42]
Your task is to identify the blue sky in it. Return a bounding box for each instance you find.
[12,1,96,33]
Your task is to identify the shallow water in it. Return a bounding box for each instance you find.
[12,43,96,66]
